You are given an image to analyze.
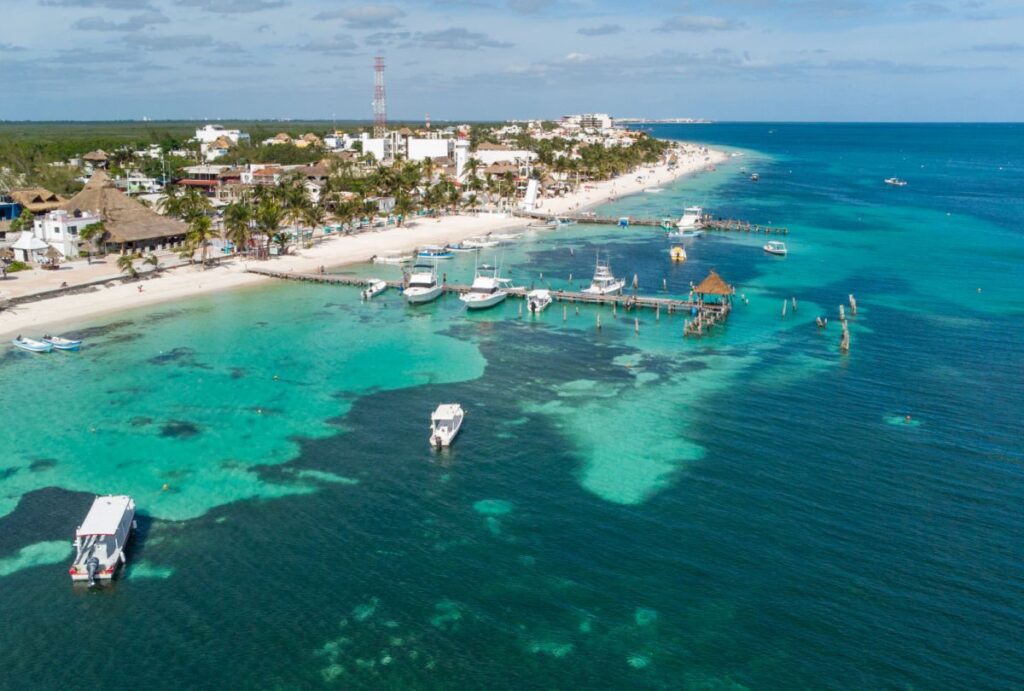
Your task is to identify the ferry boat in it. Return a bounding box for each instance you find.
[430,403,464,448]
[460,264,514,310]
[763,240,788,256]
[42,335,82,351]
[69,495,136,585]
[581,255,626,296]
[526,289,552,313]
[373,250,413,265]
[12,337,53,353]
[361,279,388,300]
[885,177,908,187]
[417,245,454,260]
[404,262,444,304]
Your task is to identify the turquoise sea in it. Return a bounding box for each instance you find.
[1,123,1022,689]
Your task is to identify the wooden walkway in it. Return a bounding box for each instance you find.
[245,267,728,316]
[515,211,788,235]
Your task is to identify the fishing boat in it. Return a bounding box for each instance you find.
[670,246,687,263]
[885,177,908,187]
[553,217,577,227]
[68,495,136,585]
[750,173,760,182]
[429,403,464,448]
[447,242,478,253]
[42,335,82,351]
[526,289,552,313]
[404,262,444,304]
[675,205,703,230]
[373,250,413,265]
[417,245,454,260]
[460,264,514,310]
[462,235,501,249]
[361,279,388,300]
[581,254,626,296]
[763,240,788,256]
[12,337,53,353]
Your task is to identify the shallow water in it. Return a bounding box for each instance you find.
[1,123,1022,689]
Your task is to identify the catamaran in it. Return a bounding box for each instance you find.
[404,262,444,304]
[69,495,136,585]
[581,254,626,296]
[429,403,464,448]
[460,263,514,310]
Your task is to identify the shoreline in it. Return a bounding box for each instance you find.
[0,142,728,338]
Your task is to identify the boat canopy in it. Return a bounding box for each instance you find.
[77,495,133,536]
[432,404,462,421]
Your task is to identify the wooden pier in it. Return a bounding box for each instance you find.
[516,211,788,235]
[245,267,730,319]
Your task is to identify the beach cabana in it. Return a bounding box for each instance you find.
[61,171,189,255]
[693,270,734,306]
[12,231,48,262]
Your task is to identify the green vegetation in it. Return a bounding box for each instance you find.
[216,143,326,166]
[5,260,29,272]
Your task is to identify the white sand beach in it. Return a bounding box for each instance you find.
[0,144,727,338]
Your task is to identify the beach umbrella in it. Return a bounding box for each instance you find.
[45,246,62,266]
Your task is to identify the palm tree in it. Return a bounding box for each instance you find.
[187,214,216,269]
[393,193,415,227]
[143,253,160,273]
[302,203,326,244]
[116,253,138,279]
[80,221,108,257]
[255,196,285,256]
[158,185,184,217]
[223,199,254,253]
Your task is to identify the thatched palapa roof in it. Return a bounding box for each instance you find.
[83,149,108,162]
[62,171,187,244]
[9,187,65,213]
[694,270,733,296]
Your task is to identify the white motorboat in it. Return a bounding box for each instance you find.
[675,205,703,230]
[885,177,908,187]
[373,250,413,265]
[404,262,444,304]
[492,232,522,242]
[361,279,388,300]
[42,335,83,351]
[12,337,53,353]
[69,495,136,585]
[763,240,788,256]
[526,289,552,314]
[643,187,665,194]
[526,220,556,229]
[462,235,501,249]
[581,254,626,296]
[553,217,577,227]
[447,242,478,252]
[430,403,464,447]
[460,264,514,310]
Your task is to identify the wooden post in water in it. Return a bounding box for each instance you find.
[782,300,787,317]
[839,304,846,322]
[662,278,668,292]
[596,314,602,330]
[849,294,857,315]
[518,303,523,318]
[840,321,850,353]
[634,317,639,335]
[612,302,617,317]
[656,304,660,321]
[563,305,567,321]
[791,297,798,313]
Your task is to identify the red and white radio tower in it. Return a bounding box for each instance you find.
[373,56,387,138]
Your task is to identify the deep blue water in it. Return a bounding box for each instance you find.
[0,123,1022,690]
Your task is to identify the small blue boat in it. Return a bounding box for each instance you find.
[417,246,454,259]
[43,335,83,351]
[12,337,53,353]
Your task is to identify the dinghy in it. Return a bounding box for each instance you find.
[42,335,82,351]
[12,337,53,353]
[361,279,387,300]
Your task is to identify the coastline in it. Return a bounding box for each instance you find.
[0,142,727,338]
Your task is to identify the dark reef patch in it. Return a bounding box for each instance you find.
[160,420,202,438]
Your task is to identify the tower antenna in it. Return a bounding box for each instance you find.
[373,56,387,138]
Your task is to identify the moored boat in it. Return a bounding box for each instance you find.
[526,289,552,313]
[417,245,454,260]
[643,187,664,194]
[462,235,500,249]
[675,205,703,230]
[885,177,908,187]
[763,240,788,256]
[581,254,626,296]
[429,403,464,447]
[460,264,514,310]
[361,279,388,300]
[404,262,444,304]
[447,242,478,252]
[43,335,83,351]
[69,495,136,585]
[12,337,53,353]
[670,246,687,263]
[373,250,413,265]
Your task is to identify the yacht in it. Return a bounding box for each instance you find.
[429,403,464,448]
[404,262,444,304]
[763,240,788,256]
[581,254,626,296]
[675,205,703,230]
[460,264,514,310]
[69,495,136,585]
[885,177,908,187]
[526,289,552,313]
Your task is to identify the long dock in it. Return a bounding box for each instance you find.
[245,267,729,316]
[515,211,788,235]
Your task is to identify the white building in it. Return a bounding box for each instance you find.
[406,138,451,162]
[32,209,101,258]
[194,124,249,146]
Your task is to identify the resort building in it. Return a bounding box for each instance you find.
[7,188,65,217]
[31,208,102,258]
[61,171,188,254]
[194,124,249,161]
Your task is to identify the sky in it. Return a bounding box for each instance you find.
[1,0,1022,121]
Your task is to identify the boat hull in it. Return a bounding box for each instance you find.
[581,283,625,296]
[404,285,444,304]
[461,292,508,310]
[12,340,53,353]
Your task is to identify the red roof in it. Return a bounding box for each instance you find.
[178,179,219,187]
